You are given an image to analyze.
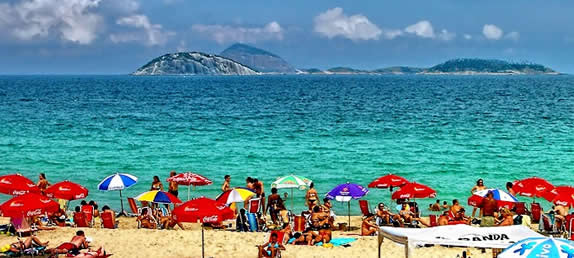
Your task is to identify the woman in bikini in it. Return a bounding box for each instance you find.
[5,236,49,253]
[305,182,319,210]
[470,179,487,217]
[37,173,50,195]
[258,232,285,258]
[150,176,163,191]
[137,208,157,229]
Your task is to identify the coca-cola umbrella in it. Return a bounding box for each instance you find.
[172,197,234,258]
[391,182,436,200]
[45,181,88,201]
[513,177,554,201]
[467,189,518,209]
[0,174,40,196]
[167,172,212,200]
[542,186,574,208]
[368,174,409,201]
[0,193,59,218]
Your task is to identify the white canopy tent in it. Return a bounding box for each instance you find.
[377,225,544,258]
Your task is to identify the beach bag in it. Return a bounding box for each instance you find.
[247,213,258,232]
[513,215,523,225]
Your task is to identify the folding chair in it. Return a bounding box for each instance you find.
[11,217,37,237]
[429,215,438,227]
[358,200,371,217]
[127,197,139,217]
[514,202,528,215]
[81,205,94,227]
[531,203,542,222]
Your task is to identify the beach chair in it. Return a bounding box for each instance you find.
[429,215,438,227]
[73,212,90,228]
[539,213,561,235]
[263,231,286,258]
[248,198,261,214]
[293,215,306,232]
[514,202,528,215]
[359,200,370,217]
[81,205,94,227]
[101,212,118,229]
[566,214,574,241]
[127,197,139,216]
[531,203,542,222]
[11,217,37,237]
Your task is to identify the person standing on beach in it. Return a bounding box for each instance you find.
[506,182,516,196]
[151,176,163,191]
[221,175,231,192]
[305,182,319,210]
[168,171,178,197]
[479,191,498,227]
[37,173,50,194]
[470,179,486,217]
[254,179,266,215]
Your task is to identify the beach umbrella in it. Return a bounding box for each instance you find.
[325,182,369,230]
[391,182,436,200]
[0,174,40,196]
[172,197,234,258]
[45,180,88,201]
[467,189,518,209]
[271,174,312,210]
[167,172,212,200]
[97,173,138,216]
[134,190,182,204]
[368,174,409,189]
[216,187,256,204]
[513,177,554,200]
[543,186,574,201]
[0,193,59,218]
[498,237,574,258]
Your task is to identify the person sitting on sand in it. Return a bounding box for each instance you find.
[101,205,119,228]
[236,208,249,232]
[161,214,184,230]
[89,201,100,218]
[5,236,49,253]
[137,208,157,229]
[73,206,89,227]
[258,232,285,258]
[450,199,463,215]
[430,200,441,211]
[302,229,321,246]
[310,206,329,229]
[453,208,471,225]
[496,208,514,226]
[479,191,498,227]
[362,213,378,236]
[305,182,319,210]
[275,200,289,225]
[47,230,89,256]
[318,228,332,244]
[50,208,67,227]
[438,211,450,226]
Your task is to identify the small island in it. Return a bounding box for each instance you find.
[133,44,560,76]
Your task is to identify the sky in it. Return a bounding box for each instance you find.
[1,0,574,74]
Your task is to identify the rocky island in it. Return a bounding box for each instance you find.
[133,52,257,75]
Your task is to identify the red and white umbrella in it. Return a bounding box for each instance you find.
[45,180,88,200]
[167,172,212,200]
[368,174,409,189]
[513,177,554,199]
[391,182,436,200]
[0,193,59,218]
[0,174,40,196]
[543,186,574,208]
[467,189,518,209]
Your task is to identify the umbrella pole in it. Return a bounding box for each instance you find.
[201,224,205,258]
[347,201,351,231]
[119,190,126,217]
[188,185,191,201]
[291,188,294,211]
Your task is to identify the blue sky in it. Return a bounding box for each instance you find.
[0,0,573,74]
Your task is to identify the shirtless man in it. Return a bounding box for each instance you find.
[6,236,48,253]
[48,230,89,256]
[137,208,157,229]
[479,191,498,227]
[310,206,329,229]
[362,214,378,236]
[438,211,450,226]
[168,171,179,197]
[266,188,282,224]
[254,179,266,216]
[221,175,231,192]
[375,203,392,225]
[430,200,441,211]
[450,199,463,214]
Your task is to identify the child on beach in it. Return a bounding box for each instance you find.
[258,232,285,258]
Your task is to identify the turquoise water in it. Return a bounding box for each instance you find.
[1,75,574,215]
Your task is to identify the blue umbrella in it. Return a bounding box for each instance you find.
[98,173,138,216]
[499,237,574,258]
[325,182,369,230]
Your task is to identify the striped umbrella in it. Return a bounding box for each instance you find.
[98,173,138,216]
[135,190,182,204]
[271,174,312,210]
[499,237,574,258]
[216,187,256,204]
[468,189,518,209]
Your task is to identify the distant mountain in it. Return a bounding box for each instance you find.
[133,52,257,75]
[371,66,423,74]
[424,58,557,74]
[326,67,368,74]
[299,68,325,74]
[220,43,296,73]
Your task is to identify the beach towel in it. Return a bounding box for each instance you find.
[315,238,356,247]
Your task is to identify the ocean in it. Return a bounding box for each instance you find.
[1,75,573,215]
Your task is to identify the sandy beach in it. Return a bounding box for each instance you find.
[0,216,493,258]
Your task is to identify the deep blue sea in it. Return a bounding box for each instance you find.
[1,75,574,215]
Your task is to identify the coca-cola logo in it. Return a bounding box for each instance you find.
[26,209,42,217]
[399,194,410,199]
[202,215,219,223]
[9,202,24,207]
[75,193,85,199]
[12,190,27,195]
[184,207,199,212]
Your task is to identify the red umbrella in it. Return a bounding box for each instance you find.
[0,193,59,217]
[172,197,234,258]
[45,181,88,200]
[368,174,409,188]
[513,177,554,198]
[391,182,436,200]
[0,174,40,196]
[542,186,574,207]
[167,172,212,200]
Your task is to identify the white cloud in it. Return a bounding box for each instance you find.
[505,31,520,41]
[111,15,174,46]
[383,29,403,40]
[0,0,103,44]
[313,7,382,41]
[463,34,472,40]
[191,22,283,44]
[437,29,456,41]
[483,24,503,40]
[405,20,435,38]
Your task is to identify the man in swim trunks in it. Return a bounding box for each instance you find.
[254,178,266,216]
[450,199,463,215]
[266,188,282,224]
[258,232,285,258]
[48,230,89,256]
[168,171,179,197]
[479,191,498,227]
[221,175,231,192]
